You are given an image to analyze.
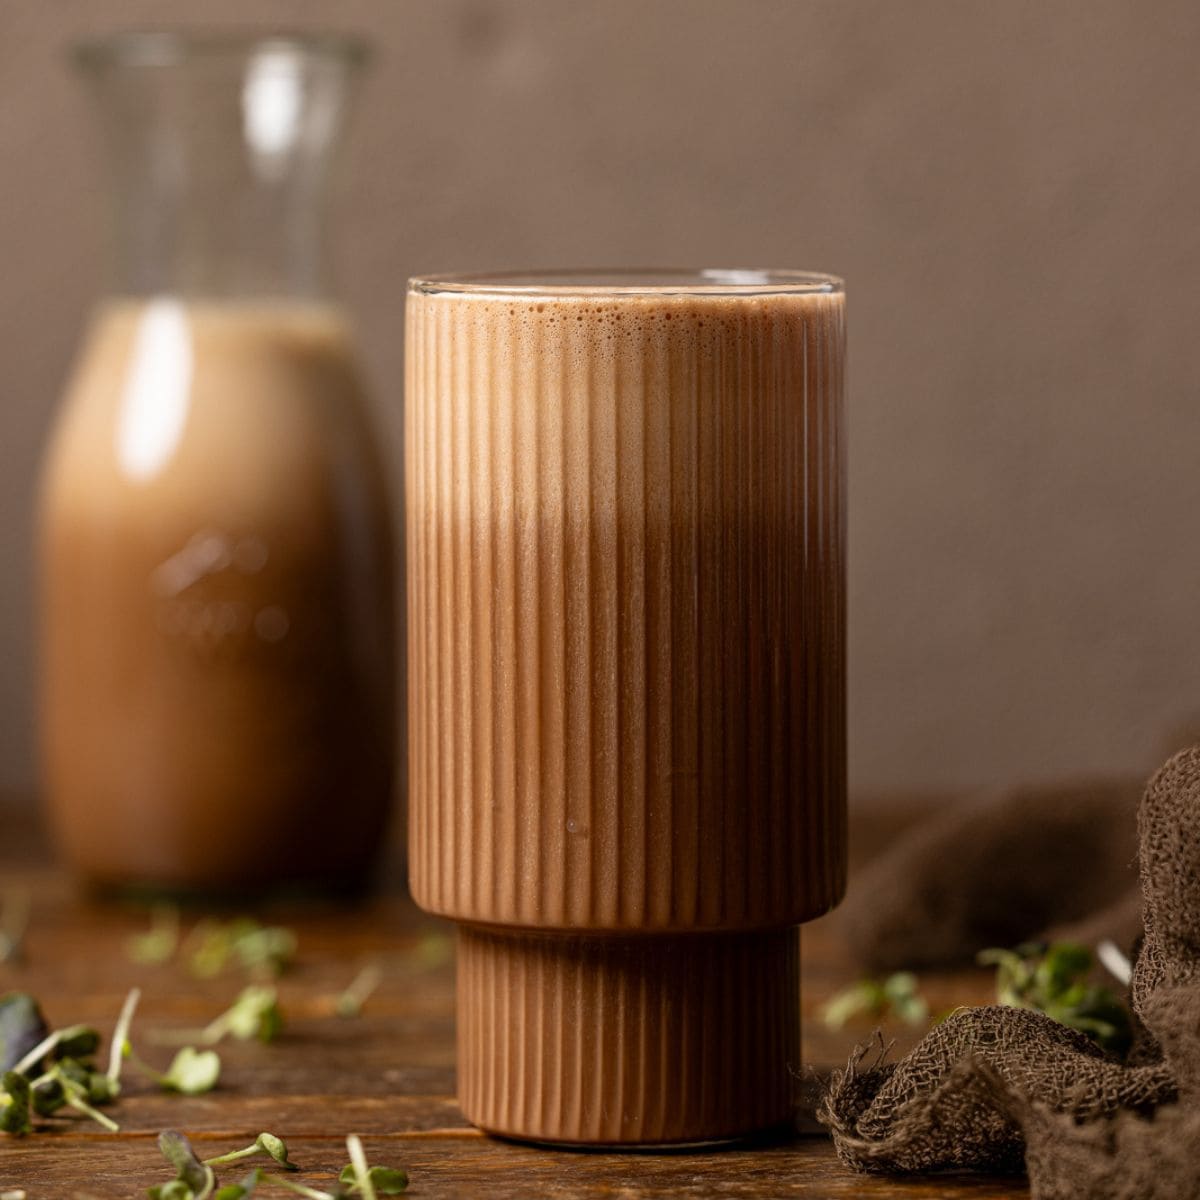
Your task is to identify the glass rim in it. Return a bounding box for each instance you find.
[72,29,371,70]
[409,268,844,299]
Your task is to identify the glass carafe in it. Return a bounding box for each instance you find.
[38,33,395,894]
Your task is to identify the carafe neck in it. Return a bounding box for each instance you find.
[75,32,366,300]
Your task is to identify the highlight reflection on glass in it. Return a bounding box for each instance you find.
[242,47,305,178]
[115,299,192,482]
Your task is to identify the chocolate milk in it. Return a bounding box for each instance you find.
[40,300,394,891]
[406,272,846,1144]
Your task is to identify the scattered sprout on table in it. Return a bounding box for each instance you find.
[0,1071,31,1134]
[128,906,182,966]
[0,986,224,1135]
[819,971,931,1029]
[150,1130,217,1199]
[206,1132,298,1173]
[126,1043,222,1096]
[338,1163,408,1195]
[977,940,1134,1055]
[127,912,297,979]
[202,986,284,1045]
[0,993,48,1073]
[334,963,383,1019]
[188,920,298,980]
[148,1132,407,1199]
[10,1014,118,1131]
[116,988,221,1096]
[154,985,284,1049]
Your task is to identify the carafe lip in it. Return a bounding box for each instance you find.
[73,29,370,71]
[409,268,845,298]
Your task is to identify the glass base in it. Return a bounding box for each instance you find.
[455,925,800,1146]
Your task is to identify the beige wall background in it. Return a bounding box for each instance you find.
[2,0,1199,804]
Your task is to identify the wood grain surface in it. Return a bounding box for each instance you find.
[0,808,1029,1198]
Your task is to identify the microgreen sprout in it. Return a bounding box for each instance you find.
[108,987,142,1090]
[334,964,383,1019]
[188,920,297,980]
[337,1166,408,1196]
[108,987,219,1095]
[978,941,1134,1055]
[12,1023,99,1077]
[2,989,226,1137]
[339,1136,407,1196]
[154,986,283,1051]
[44,1062,119,1130]
[126,1044,222,1096]
[0,890,31,965]
[213,1169,263,1200]
[345,1135,375,1200]
[820,971,931,1030]
[163,1047,222,1095]
[128,906,181,966]
[150,1130,216,1199]
[205,1132,297,1172]
[150,1131,407,1199]
[200,986,284,1045]
[0,1071,31,1135]
[0,994,48,1074]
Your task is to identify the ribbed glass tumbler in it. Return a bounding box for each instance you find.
[405,269,847,1146]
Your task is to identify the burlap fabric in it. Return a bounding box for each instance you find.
[819,747,1200,1196]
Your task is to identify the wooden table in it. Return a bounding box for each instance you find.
[0,808,1028,1198]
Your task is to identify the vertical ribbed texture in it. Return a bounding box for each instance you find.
[406,290,846,931]
[407,286,844,1144]
[457,925,800,1144]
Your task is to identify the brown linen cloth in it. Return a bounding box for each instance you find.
[838,778,1144,971]
[819,747,1200,1199]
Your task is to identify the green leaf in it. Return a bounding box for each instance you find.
[819,980,886,1029]
[158,1130,215,1197]
[334,964,383,1020]
[87,1070,120,1104]
[820,973,932,1030]
[338,1165,408,1194]
[1035,942,1093,994]
[210,987,283,1045]
[0,1071,31,1135]
[214,1169,263,1200]
[128,907,181,966]
[50,1065,119,1132]
[148,1182,197,1200]
[56,1025,101,1059]
[255,1132,296,1170]
[188,920,297,980]
[30,1077,65,1116]
[233,926,297,979]
[189,921,233,979]
[57,1058,91,1087]
[982,940,1134,1055]
[162,1047,221,1096]
[256,1002,284,1045]
[0,995,48,1073]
